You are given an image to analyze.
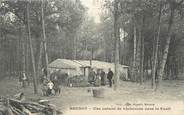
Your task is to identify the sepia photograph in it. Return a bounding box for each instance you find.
[0,0,184,114]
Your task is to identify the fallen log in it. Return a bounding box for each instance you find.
[0,105,14,115]
[9,106,25,115]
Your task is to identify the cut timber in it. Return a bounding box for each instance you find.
[0,97,62,115]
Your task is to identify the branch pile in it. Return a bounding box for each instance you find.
[0,95,62,115]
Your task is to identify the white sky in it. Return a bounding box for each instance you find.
[81,0,102,23]
[80,0,128,38]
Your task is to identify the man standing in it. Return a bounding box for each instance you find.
[47,80,54,96]
[95,69,101,86]
[22,72,27,88]
[100,69,106,86]
[88,68,96,85]
[107,68,113,87]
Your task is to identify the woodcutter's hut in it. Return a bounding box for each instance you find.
[74,60,129,80]
[48,59,90,86]
[48,59,90,77]
[48,59,129,81]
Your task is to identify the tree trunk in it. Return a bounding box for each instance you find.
[114,0,120,90]
[140,15,145,85]
[26,32,30,74]
[41,0,49,78]
[155,6,175,91]
[26,0,38,94]
[132,16,137,81]
[37,41,43,82]
[73,36,77,60]
[18,27,22,72]
[152,2,162,89]
[21,27,26,73]
[135,28,141,83]
[145,56,149,79]
[90,48,93,66]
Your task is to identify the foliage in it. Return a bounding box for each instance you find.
[0,0,85,75]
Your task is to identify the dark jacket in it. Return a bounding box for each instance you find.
[107,71,113,80]
[88,71,96,81]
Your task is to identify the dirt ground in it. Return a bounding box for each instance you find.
[0,77,184,115]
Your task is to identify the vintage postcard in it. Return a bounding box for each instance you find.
[0,0,184,115]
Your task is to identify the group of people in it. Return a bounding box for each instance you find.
[88,68,114,87]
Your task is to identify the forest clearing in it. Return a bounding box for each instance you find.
[0,77,184,115]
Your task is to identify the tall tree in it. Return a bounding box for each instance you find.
[152,1,162,89]
[37,41,43,80]
[132,15,137,81]
[41,0,49,78]
[140,15,145,85]
[114,0,120,90]
[26,0,38,94]
[156,0,184,90]
[21,27,26,73]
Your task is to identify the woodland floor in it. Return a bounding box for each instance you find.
[0,77,184,115]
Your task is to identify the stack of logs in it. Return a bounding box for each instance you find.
[0,96,62,115]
